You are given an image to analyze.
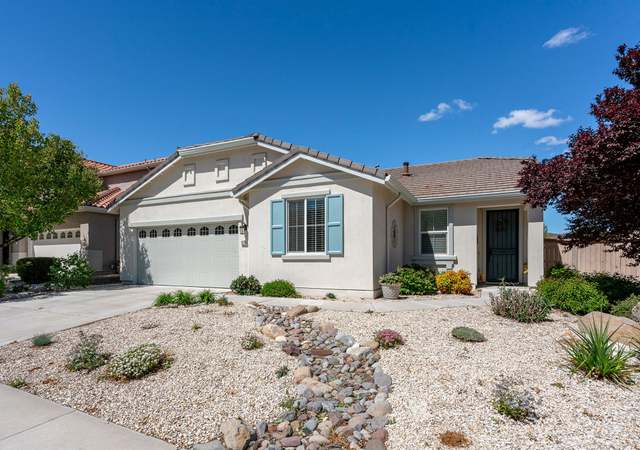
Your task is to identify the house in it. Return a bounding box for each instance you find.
[110,133,544,298]
[1,157,165,271]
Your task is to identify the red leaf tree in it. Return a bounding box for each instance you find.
[519,43,640,263]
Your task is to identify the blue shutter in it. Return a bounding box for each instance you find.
[271,199,285,256]
[326,194,343,255]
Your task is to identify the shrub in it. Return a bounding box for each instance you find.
[325,292,336,300]
[106,343,171,380]
[32,334,53,347]
[490,287,550,323]
[49,252,94,289]
[275,366,289,378]
[191,323,202,332]
[174,290,196,305]
[492,380,538,422]
[8,377,27,389]
[230,275,261,295]
[436,270,472,295]
[396,265,437,295]
[66,332,109,372]
[154,292,175,306]
[610,294,640,318]
[374,329,405,349]
[537,277,609,315]
[240,333,264,350]
[261,280,298,298]
[16,257,56,284]
[560,318,634,384]
[378,272,402,285]
[546,263,580,279]
[0,278,5,298]
[216,295,232,306]
[198,290,216,304]
[583,272,640,305]
[451,326,486,342]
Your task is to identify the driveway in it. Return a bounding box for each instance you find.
[0,285,166,346]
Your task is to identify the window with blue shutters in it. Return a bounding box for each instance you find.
[326,194,343,255]
[271,199,285,255]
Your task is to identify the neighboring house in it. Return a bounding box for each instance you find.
[2,157,165,271]
[110,133,544,298]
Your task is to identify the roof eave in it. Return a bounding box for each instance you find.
[413,190,524,205]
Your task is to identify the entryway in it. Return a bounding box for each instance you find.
[486,209,519,282]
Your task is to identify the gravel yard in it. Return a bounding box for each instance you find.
[1,302,639,450]
[0,303,292,449]
[316,306,640,450]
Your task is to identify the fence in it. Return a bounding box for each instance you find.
[544,237,640,277]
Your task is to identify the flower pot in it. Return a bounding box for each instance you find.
[380,283,401,300]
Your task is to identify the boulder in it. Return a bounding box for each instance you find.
[261,323,286,339]
[577,312,640,345]
[346,344,372,358]
[293,366,312,383]
[373,371,392,389]
[300,377,332,396]
[365,439,387,450]
[220,418,250,450]
[366,400,392,417]
[287,305,307,318]
[632,302,640,322]
[306,305,320,313]
[280,436,301,447]
[309,347,333,357]
[308,434,330,445]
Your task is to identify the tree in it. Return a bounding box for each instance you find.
[519,43,640,263]
[0,83,102,248]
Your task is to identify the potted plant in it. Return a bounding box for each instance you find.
[379,272,402,300]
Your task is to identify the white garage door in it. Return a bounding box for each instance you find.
[137,223,239,288]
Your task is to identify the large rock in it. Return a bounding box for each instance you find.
[261,323,286,339]
[319,321,338,336]
[300,377,332,396]
[632,302,640,322]
[287,305,307,318]
[366,400,392,417]
[577,312,640,345]
[220,418,250,450]
[293,366,312,383]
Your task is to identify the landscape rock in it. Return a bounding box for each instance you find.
[280,435,302,447]
[305,305,320,313]
[366,400,392,417]
[364,438,387,450]
[300,378,332,396]
[632,302,640,322]
[287,305,308,318]
[261,323,286,339]
[578,312,640,345]
[220,418,250,450]
[374,371,392,389]
[293,366,312,383]
[319,321,338,336]
[193,441,225,450]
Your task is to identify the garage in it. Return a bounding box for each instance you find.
[136,222,239,287]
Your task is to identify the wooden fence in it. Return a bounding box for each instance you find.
[544,238,640,277]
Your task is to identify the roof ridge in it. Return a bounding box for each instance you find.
[385,156,526,171]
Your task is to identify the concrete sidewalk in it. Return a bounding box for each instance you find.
[0,385,174,450]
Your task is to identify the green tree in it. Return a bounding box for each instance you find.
[0,83,102,248]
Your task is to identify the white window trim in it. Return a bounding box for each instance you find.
[183,164,196,187]
[418,207,450,256]
[215,159,229,182]
[252,152,266,173]
[285,196,327,255]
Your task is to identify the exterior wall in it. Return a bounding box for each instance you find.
[102,170,152,192]
[526,206,544,286]
[386,197,405,272]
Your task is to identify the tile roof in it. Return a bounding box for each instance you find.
[385,157,525,199]
[98,157,167,175]
[92,186,123,208]
[84,159,115,171]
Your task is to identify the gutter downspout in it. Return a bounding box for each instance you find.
[385,194,402,273]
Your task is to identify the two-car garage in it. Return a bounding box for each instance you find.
[136,222,239,288]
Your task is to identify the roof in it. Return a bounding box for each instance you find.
[385,157,525,200]
[92,186,123,209]
[84,159,115,171]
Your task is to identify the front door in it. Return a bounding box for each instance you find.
[486,209,519,282]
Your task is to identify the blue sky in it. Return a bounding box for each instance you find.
[2,1,638,232]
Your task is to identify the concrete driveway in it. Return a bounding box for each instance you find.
[0,285,166,346]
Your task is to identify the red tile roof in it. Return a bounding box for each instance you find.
[84,159,116,171]
[92,186,123,209]
[98,157,167,175]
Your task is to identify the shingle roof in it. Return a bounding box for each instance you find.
[385,157,525,199]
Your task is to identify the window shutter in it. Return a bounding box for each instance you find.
[326,194,343,255]
[271,199,285,255]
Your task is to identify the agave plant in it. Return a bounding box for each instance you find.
[560,318,635,384]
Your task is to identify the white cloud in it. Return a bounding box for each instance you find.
[535,135,568,146]
[543,27,591,48]
[418,99,474,122]
[492,109,571,133]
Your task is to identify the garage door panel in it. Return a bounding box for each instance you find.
[137,228,239,288]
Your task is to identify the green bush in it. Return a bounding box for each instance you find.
[66,332,109,372]
[8,377,27,389]
[537,277,609,315]
[275,365,289,378]
[492,381,538,422]
[198,290,216,304]
[49,252,94,289]
[0,278,5,298]
[106,343,171,380]
[154,292,175,306]
[174,290,196,305]
[378,272,402,285]
[436,270,472,295]
[546,264,580,279]
[16,257,56,284]
[230,275,261,295]
[32,334,53,347]
[490,287,550,323]
[216,295,232,306]
[610,294,640,318]
[396,266,437,295]
[561,318,634,384]
[451,326,486,342]
[261,280,298,298]
[241,333,264,350]
[583,272,640,305]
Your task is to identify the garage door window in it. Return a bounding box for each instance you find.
[187,227,196,236]
[214,225,225,235]
[199,226,209,236]
[139,230,147,239]
[149,230,157,238]
[162,229,171,238]
[229,224,238,234]
[75,230,81,238]
[173,228,182,237]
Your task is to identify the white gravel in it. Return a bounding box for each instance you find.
[0,304,292,449]
[316,306,640,450]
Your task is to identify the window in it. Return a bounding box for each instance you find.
[39,233,44,240]
[139,230,147,239]
[51,232,58,239]
[215,159,229,182]
[46,233,52,239]
[199,226,209,236]
[149,230,158,238]
[214,225,224,235]
[183,164,196,186]
[187,227,196,236]
[287,198,325,253]
[162,229,171,238]
[60,232,66,239]
[173,228,182,237]
[228,224,238,235]
[75,230,81,238]
[252,152,266,173]
[420,209,448,255]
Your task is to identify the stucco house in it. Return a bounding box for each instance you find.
[110,133,544,298]
[1,157,165,271]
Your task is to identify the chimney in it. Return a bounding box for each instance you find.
[402,161,411,176]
